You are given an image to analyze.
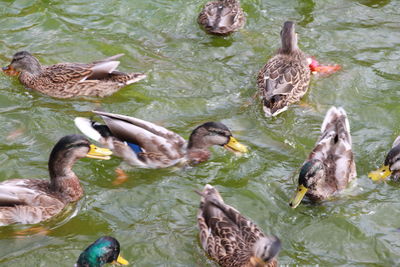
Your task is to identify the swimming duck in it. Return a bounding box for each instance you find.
[257,21,311,117]
[198,0,245,35]
[2,51,146,98]
[0,135,112,225]
[76,236,128,267]
[289,107,356,208]
[74,111,248,168]
[369,136,400,181]
[196,184,281,267]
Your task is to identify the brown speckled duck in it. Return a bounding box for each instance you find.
[257,21,311,117]
[289,107,356,209]
[198,0,245,35]
[0,135,112,225]
[197,184,281,267]
[2,51,146,98]
[74,111,248,168]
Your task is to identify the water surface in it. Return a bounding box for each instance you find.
[0,0,400,266]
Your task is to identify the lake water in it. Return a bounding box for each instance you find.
[0,0,399,266]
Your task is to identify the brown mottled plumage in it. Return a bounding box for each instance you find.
[257,21,310,117]
[197,184,281,267]
[289,107,356,208]
[74,111,248,169]
[198,0,245,35]
[2,51,146,98]
[0,135,111,225]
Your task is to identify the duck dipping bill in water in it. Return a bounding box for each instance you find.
[289,107,356,208]
[75,111,248,168]
[75,236,128,267]
[198,0,245,35]
[257,21,311,117]
[0,135,112,226]
[2,51,146,98]
[369,136,400,181]
[196,184,281,267]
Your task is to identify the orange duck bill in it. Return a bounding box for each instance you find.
[2,65,20,76]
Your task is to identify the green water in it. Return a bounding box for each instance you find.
[0,0,399,266]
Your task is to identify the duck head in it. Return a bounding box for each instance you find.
[289,159,325,208]
[48,134,112,181]
[279,21,299,54]
[369,141,400,181]
[249,236,281,267]
[2,51,42,76]
[188,122,248,153]
[75,236,128,267]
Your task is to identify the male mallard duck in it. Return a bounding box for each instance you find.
[289,107,356,208]
[198,0,245,35]
[196,184,281,267]
[257,21,311,117]
[76,236,128,267]
[369,136,400,181]
[75,111,248,168]
[2,51,146,98]
[0,135,112,225]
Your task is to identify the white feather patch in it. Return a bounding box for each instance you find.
[74,117,102,142]
[91,60,120,74]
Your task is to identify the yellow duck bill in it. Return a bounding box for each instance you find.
[86,144,112,160]
[289,184,308,209]
[112,254,129,265]
[224,136,248,153]
[368,165,392,181]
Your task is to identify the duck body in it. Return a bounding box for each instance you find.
[75,111,247,169]
[198,0,245,35]
[0,135,111,225]
[197,184,281,267]
[290,107,356,208]
[257,21,310,117]
[2,51,146,98]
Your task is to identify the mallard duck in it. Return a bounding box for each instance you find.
[196,184,281,267]
[74,111,248,168]
[289,107,356,208]
[0,135,112,225]
[198,0,245,35]
[369,136,400,181]
[76,236,128,267]
[257,21,311,117]
[2,51,146,98]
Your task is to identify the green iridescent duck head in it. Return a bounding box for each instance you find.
[75,236,128,267]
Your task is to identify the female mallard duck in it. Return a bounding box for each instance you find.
[197,184,281,267]
[76,236,128,267]
[257,21,311,117]
[198,0,245,35]
[74,111,248,168]
[2,51,146,98]
[369,136,400,181]
[0,135,112,225]
[289,107,356,208]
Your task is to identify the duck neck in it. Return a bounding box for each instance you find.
[48,153,83,203]
[186,148,211,165]
[24,58,42,76]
